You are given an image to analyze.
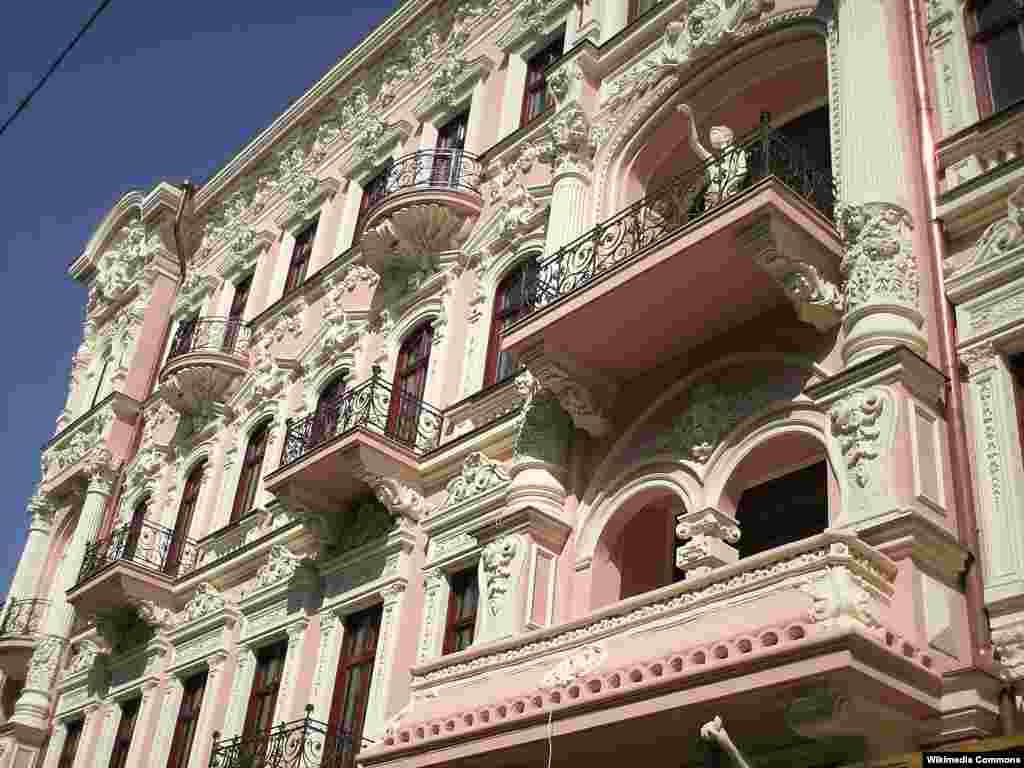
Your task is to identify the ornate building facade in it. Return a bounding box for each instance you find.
[1,0,1023,766]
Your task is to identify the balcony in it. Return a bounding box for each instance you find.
[160,317,251,415]
[0,599,48,677]
[67,520,198,617]
[501,123,841,392]
[265,369,441,515]
[365,533,940,768]
[936,100,1024,238]
[360,149,484,289]
[209,707,354,768]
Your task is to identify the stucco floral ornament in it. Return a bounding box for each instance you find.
[179,582,231,624]
[479,534,526,618]
[541,644,607,688]
[836,202,918,311]
[442,452,511,510]
[90,218,156,310]
[950,184,1024,276]
[829,388,889,488]
[26,635,65,689]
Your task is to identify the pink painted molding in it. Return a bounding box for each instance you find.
[373,616,938,756]
[411,532,896,686]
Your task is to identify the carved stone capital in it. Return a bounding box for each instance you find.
[675,508,741,577]
[991,619,1024,681]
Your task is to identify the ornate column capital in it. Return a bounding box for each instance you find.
[27,492,57,531]
[81,447,120,495]
[542,105,596,179]
[675,508,741,577]
[836,201,926,364]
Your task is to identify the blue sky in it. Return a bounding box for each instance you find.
[0,1,397,595]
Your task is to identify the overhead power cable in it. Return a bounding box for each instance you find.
[0,0,114,140]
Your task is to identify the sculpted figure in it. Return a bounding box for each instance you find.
[701,716,754,768]
[678,104,748,208]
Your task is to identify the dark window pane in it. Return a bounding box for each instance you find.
[735,462,828,559]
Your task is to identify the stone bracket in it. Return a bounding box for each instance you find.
[520,347,617,438]
[736,213,844,332]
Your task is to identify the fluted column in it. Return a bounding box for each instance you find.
[11,453,116,732]
[542,105,594,257]
[830,0,928,364]
[1,494,56,626]
[122,680,160,768]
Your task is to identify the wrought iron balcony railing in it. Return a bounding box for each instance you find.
[365,148,483,211]
[0,598,49,637]
[513,114,836,316]
[210,708,354,768]
[78,519,199,585]
[281,366,443,466]
[168,317,251,360]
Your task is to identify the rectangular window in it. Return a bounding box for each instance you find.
[521,31,565,127]
[443,569,479,654]
[628,0,662,22]
[1009,354,1024,465]
[327,605,382,768]
[57,719,84,768]
[357,164,394,236]
[971,1,1024,115]
[107,698,141,768]
[284,218,318,296]
[242,641,288,740]
[165,672,207,768]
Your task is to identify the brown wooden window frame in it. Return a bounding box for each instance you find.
[107,697,142,768]
[167,460,205,575]
[443,568,479,655]
[966,0,1024,117]
[356,164,394,237]
[230,421,271,522]
[241,640,289,741]
[520,30,565,128]
[284,217,319,296]
[483,254,541,387]
[327,605,383,768]
[628,0,662,23]
[57,719,84,768]
[387,322,433,445]
[165,672,208,768]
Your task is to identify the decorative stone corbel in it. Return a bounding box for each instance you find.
[675,508,740,577]
[736,213,843,331]
[369,477,435,523]
[520,348,616,437]
[801,566,881,630]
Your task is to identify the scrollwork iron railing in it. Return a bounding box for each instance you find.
[365,148,483,211]
[168,317,251,360]
[0,598,49,637]
[77,519,199,585]
[281,366,443,466]
[514,113,836,316]
[210,708,355,768]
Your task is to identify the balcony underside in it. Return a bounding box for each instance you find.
[160,353,249,415]
[66,563,176,618]
[369,632,939,768]
[502,181,842,379]
[265,428,420,515]
[0,640,34,680]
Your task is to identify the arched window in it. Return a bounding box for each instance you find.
[168,460,205,573]
[123,495,150,564]
[389,323,433,445]
[231,424,269,522]
[484,255,541,386]
[224,275,252,353]
[311,374,347,447]
[88,346,113,411]
[968,1,1024,116]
